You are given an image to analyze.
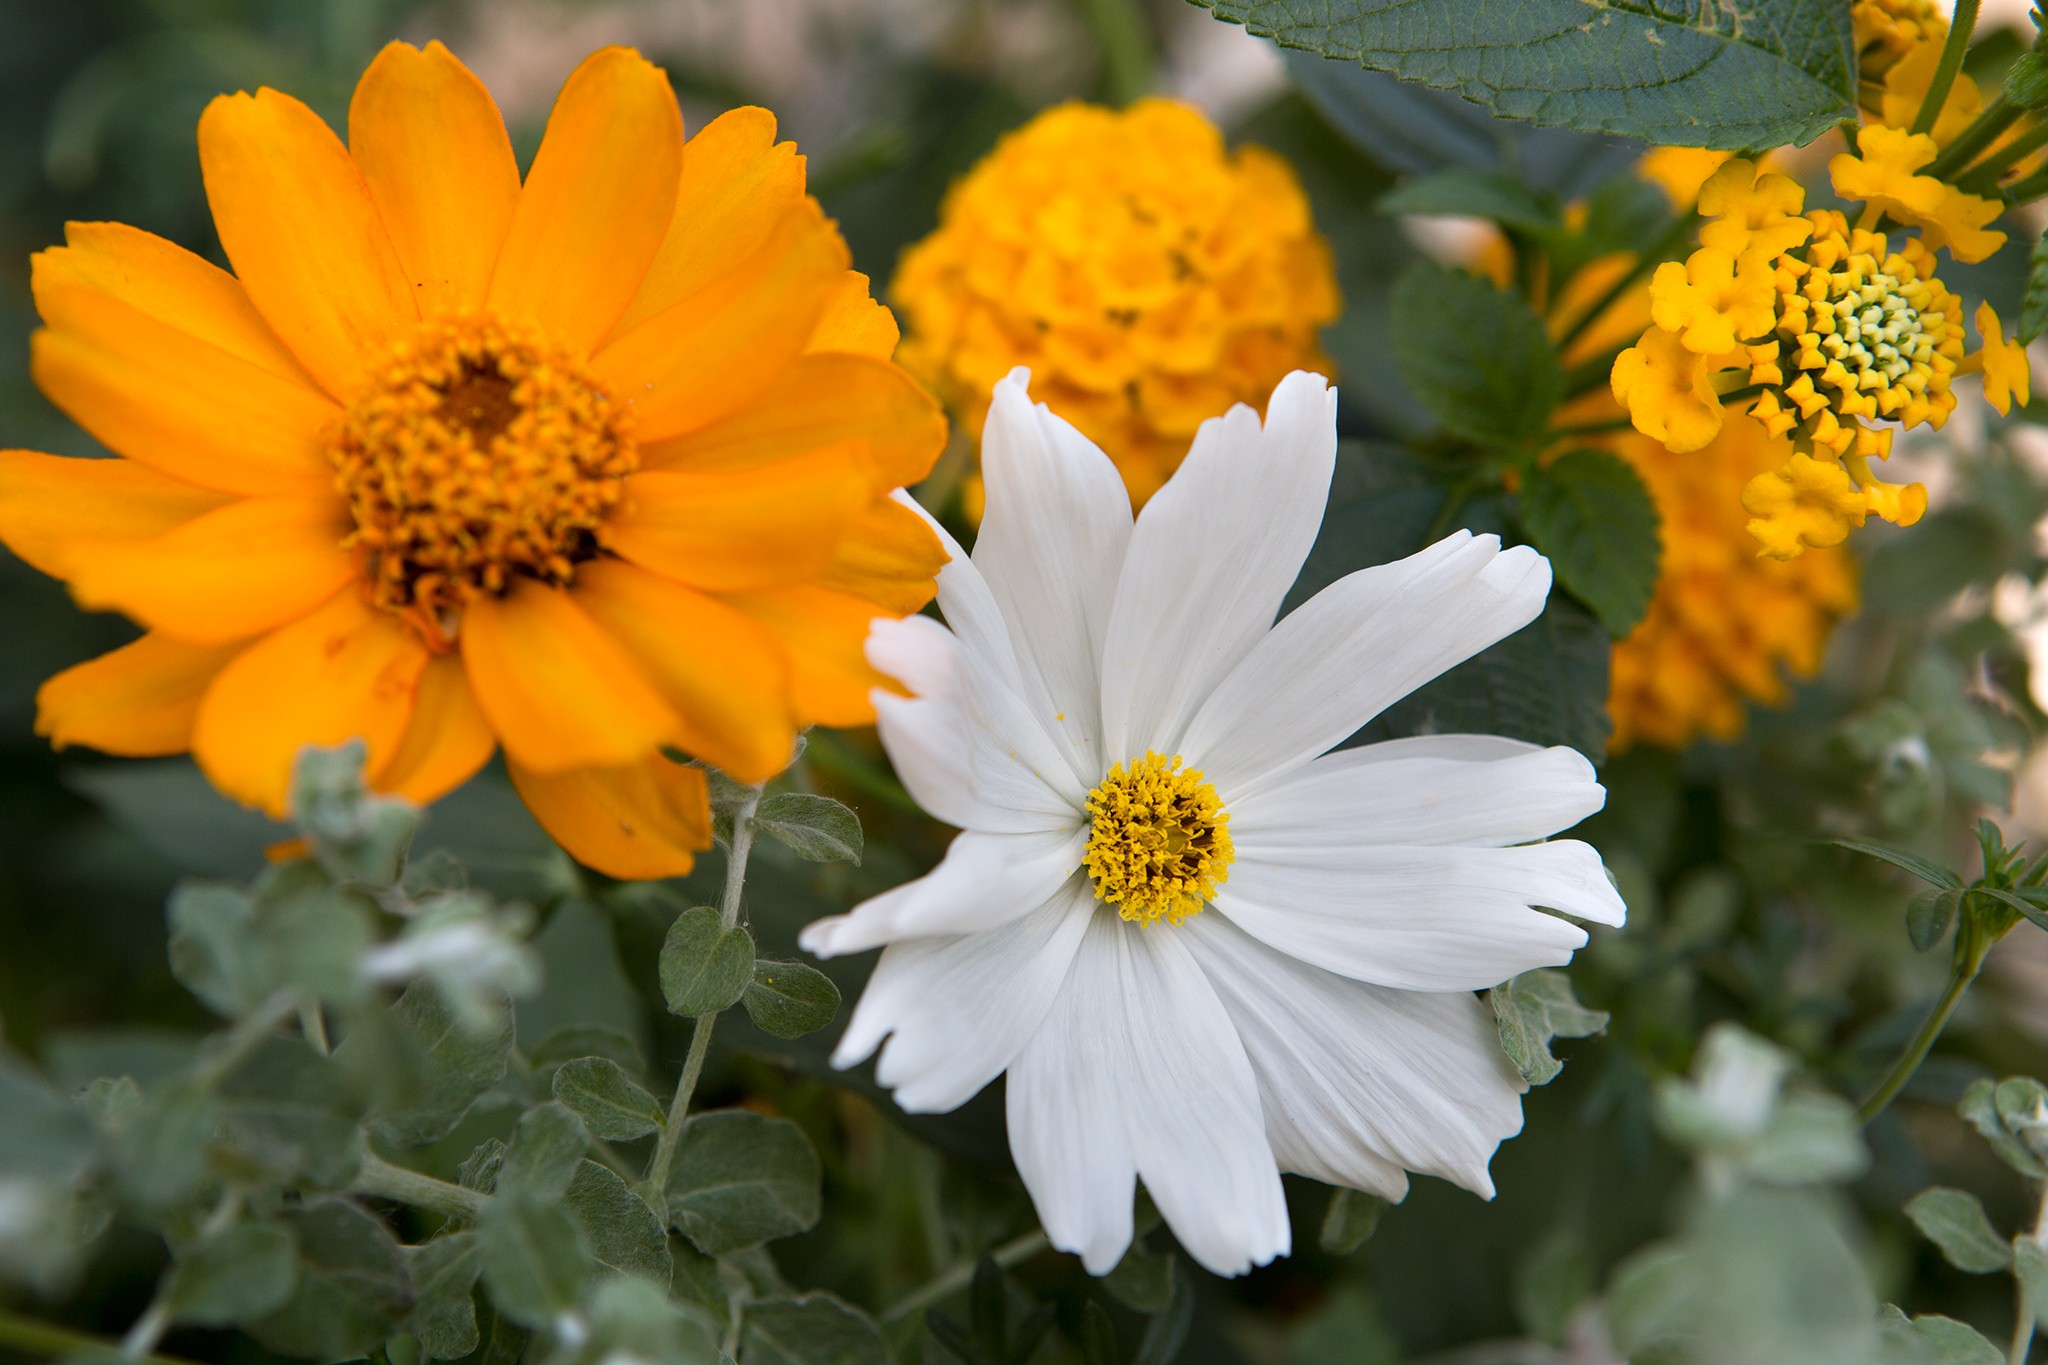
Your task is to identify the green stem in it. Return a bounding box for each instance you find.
[1961,120,2048,192]
[0,1311,202,1365]
[1553,210,1697,354]
[192,989,301,1090]
[644,782,765,1203]
[1074,0,1154,104]
[1929,93,2022,179]
[1911,0,1982,138]
[1857,920,1990,1124]
[2013,1184,2048,1365]
[880,1229,1053,1324]
[352,1147,489,1219]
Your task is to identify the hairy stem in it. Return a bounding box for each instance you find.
[1857,919,1990,1124]
[1911,0,1982,138]
[881,1229,1053,1324]
[0,1310,201,1365]
[352,1146,489,1219]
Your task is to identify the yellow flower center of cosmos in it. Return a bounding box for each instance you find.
[1081,752,1233,926]
[330,314,637,641]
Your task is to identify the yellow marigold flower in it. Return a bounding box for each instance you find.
[0,42,947,879]
[1608,418,1857,750]
[891,98,1338,509]
[1973,301,2033,415]
[1830,125,2007,264]
[1611,326,1725,453]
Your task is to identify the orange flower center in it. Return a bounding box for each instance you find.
[330,315,637,642]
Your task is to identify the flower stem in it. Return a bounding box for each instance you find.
[1960,120,2048,191]
[1076,0,1155,104]
[880,1229,1053,1324]
[0,1311,201,1365]
[1552,210,1697,355]
[1857,918,1990,1124]
[1929,93,2023,179]
[644,781,765,1204]
[352,1146,490,1219]
[1911,0,1982,138]
[2011,1185,2048,1364]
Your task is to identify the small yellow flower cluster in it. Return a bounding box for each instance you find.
[892,99,1339,509]
[1613,159,1964,558]
[1854,0,1947,120]
[1608,418,1859,751]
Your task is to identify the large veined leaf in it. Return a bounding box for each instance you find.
[1194,0,1855,149]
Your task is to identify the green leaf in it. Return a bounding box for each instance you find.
[552,1058,665,1141]
[583,1277,722,1365]
[1490,968,1608,1085]
[740,1294,889,1365]
[2019,1240,2048,1332]
[478,1194,591,1329]
[1133,1264,1194,1365]
[665,1110,822,1256]
[167,1222,299,1326]
[1961,1078,2048,1179]
[1743,1093,1868,1186]
[291,740,420,888]
[1192,0,1856,148]
[563,1160,674,1287]
[406,1234,483,1361]
[1377,167,1559,232]
[1519,449,1661,638]
[742,960,841,1040]
[1832,838,1967,891]
[255,863,377,1007]
[353,983,515,1148]
[108,1084,216,1212]
[1389,262,1561,447]
[1080,1303,1119,1365]
[2021,227,2048,345]
[217,1035,366,1187]
[1102,1239,1174,1313]
[530,1026,646,1079]
[1878,1308,2005,1365]
[497,1101,589,1201]
[1904,1188,2013,1274]
[1906,889,1962,953]
[660,908,756,1018]
[754,792,863,865]
[1317,1187,1387,1256]
[247,1198,413,1362]
[167,883,270,1018]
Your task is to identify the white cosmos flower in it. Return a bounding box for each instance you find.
[799,368,1626,1278]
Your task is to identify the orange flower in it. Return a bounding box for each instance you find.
[0,42,946,879]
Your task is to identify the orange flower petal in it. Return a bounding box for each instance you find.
[638,353,945,489]
[610,105,807,338]
[725,584,891,728]
[67,496,354,643]
[460,579,677,774]
[198,86,419,399]
[36,222,317,384]
[605,446,871,592]
[31,282,341,497]
[37,633,242,756]
[805,271,901,360]
[485,47,683,355]
[508,753,710,880]
[349,41,521,317]
[572,559,795,783]
[820,494,947,615]
[192,590,430,815]
[0,451,232,578]
[374,652,495,803]
[591,201,848,444]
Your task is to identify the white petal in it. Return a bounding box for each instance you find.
[1229,742,1606,850]
[1184,913,1526,1199]
[829,881,1093,1113]
[1213,841,1625,991]
[867,615,1084,832]
[1099,372,1337,763]
[1008,911,1289,1277]
[972,370,1133,783]
[799,827,1086,957]
[1183,532,1552,798]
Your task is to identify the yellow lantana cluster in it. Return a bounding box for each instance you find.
[1607,418,1858,750]
[891,99,1339,508]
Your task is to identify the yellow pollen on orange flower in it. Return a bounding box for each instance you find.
[1082,751,1233,927]
[331,315,636,639]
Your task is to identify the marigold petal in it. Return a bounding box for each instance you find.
[460,579,677,775]
[197,86,418,399]
[820,493,947,615]
[485,46,683,355]
[67,496,354,643]
[30,282,341,496]
[508,753,710,880]
[348,40,520,317]
[726,584,893,727]
[806,272,900,359]
[0,451,231,579]
[571,560,795,782]
[193,590,430,815]
[592,201,849,443]
[638,352,944,488]
[37,633,241,756]
[374,652,496,804]
[606,447,873,592]
[611,105,807,337]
